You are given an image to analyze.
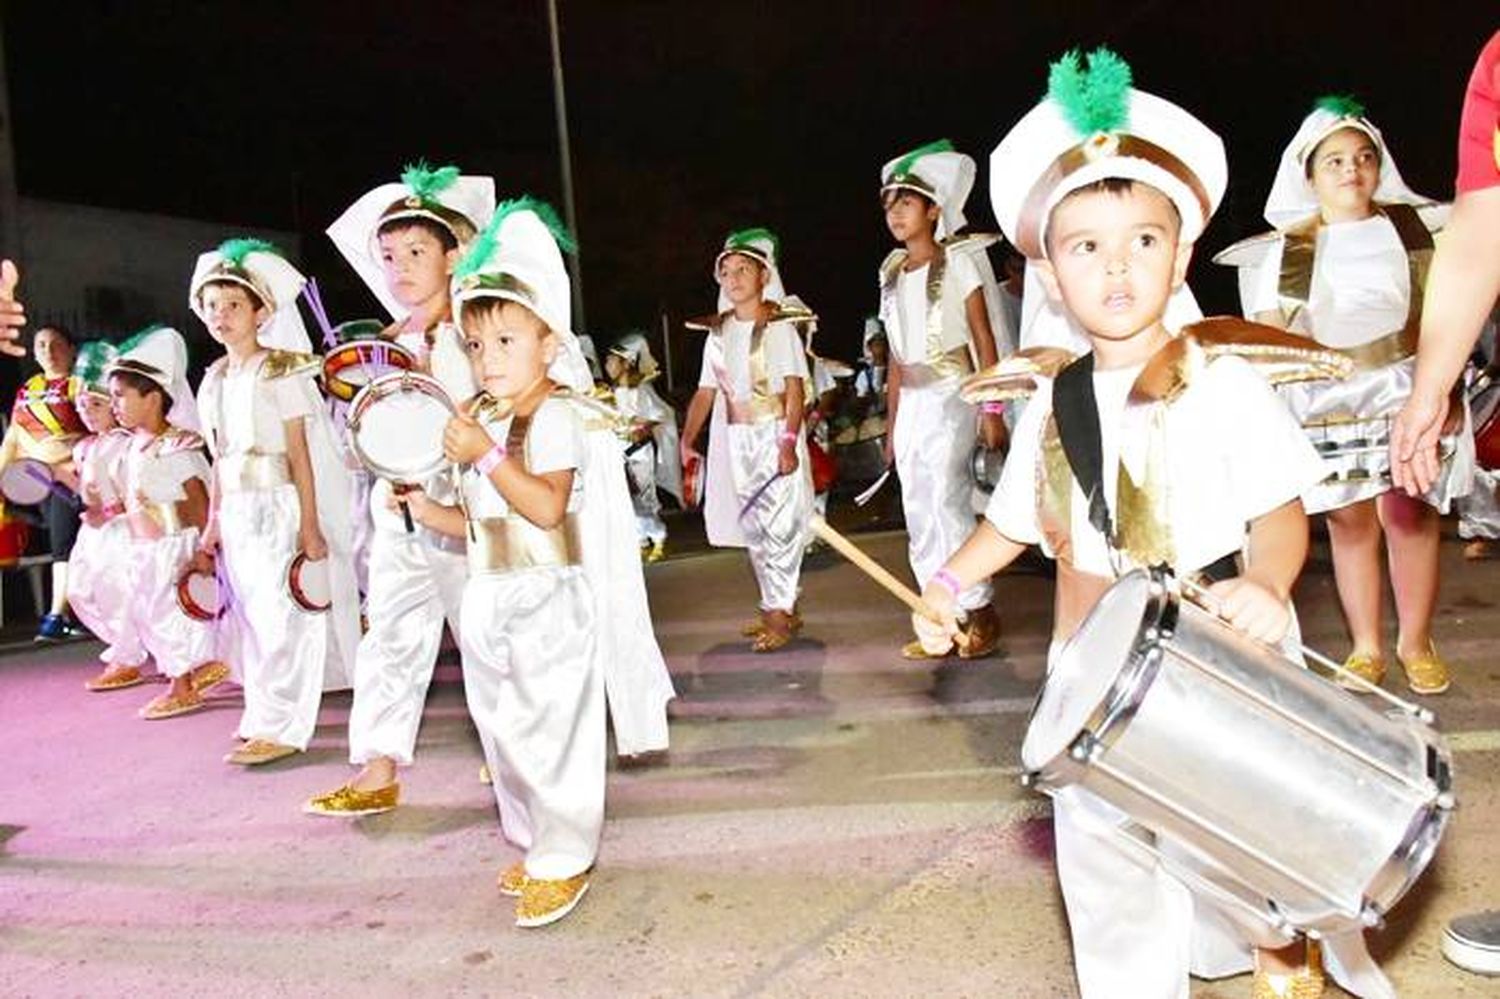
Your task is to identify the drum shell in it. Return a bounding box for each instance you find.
[1028,572,1452,936]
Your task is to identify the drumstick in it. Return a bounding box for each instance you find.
[808,515,970,650]
[392,482,416,533]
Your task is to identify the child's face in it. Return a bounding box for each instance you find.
[199,283,266,352]
[1308,128,1380,220]
[882,190,939,244]
[717,253,768,308]
[78,392,117,433]
[33,327,74,377]
[603,353,627,381]
[1035,184,1191,344]
[867,337,888,365]
[378,225,457,309]
[109,377,159,431]
[464,301,557,399]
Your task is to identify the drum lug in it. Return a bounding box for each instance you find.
[1020,771,1039,789]
[1360,901,1385,930]
[1069,732,1098,763]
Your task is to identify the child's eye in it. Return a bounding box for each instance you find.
[1070,240,1096,255]
[464,339,481,353]
[498,335,513,347]
[1135,233,1156,250]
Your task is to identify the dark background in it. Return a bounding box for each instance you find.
[4,1,1495,378]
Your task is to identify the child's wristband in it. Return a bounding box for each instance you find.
[476,441,508,476]
[979,402,1006,416]
[931,568,962,599]
[778,429,799,445]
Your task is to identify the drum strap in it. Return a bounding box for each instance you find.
[1051,353,1113,538]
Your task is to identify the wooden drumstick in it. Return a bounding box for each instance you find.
[808,515,971,651]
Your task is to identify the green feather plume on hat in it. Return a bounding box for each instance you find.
[1314,94,1366,119]
[1048,47,1133,137]
[217,237,279,267]
[724,226,780,261]
[453,195,578,281]
[889,139,955,179]
[401,161,461,202]
[72,340,119,390]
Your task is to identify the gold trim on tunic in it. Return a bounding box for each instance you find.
[466,513,582,574]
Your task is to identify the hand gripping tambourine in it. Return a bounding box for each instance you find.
[0,457,56,505]
[322,339,417,403]
[176,567,224,622]
[348,371,457,532]
[286,551,331,614]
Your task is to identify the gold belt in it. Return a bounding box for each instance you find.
[467,513,582,574]
[127,500,194,539]
[898,347,974,389]
[219,452,291,492]
[1339,328,1416,372]
[725,393,785,425]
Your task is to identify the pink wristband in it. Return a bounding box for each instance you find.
[931,568,962,598]
[475,441,508,475]
[980,402,1006,416]
[779,429,799,445]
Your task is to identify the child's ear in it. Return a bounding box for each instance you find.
[1032,258,1065,304]
[540,331,559,364]
[443,247,461,276]
[255,305,271,329]
[1170,238,1194,291]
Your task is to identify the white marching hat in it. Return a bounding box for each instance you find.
[327,162,496,320]
[105,325,200,430]
[1264,96,1437,229]
[608,332,660,380]
[990,47,1227,260]
[450,196,594,393]
[713,227,787,312]
[189,238,311,353]
[880,139,975,240]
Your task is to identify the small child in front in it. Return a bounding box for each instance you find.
[918,49,1395,999]
[405,201,605,928]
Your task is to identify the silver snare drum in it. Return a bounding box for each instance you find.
[1022,568,1453,938]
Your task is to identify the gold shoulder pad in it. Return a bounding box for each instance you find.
[879,249,907,291]
[1131,318,1353,406]
[960,347,1077,404]
[158,428,207,455]
[262,350,321,380]
[1209,230,1280,269]
[941,232,1001,255]
[766,298,818,327]
[684,311,727,333]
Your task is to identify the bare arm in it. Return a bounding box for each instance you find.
[486,464,574,530]
[680,387,715,461]
[882,360,902,465]
[284,416,326,559]
[965,288,1000,368]
[403,489,467,538]
[181,476,211,532]
[1208,497,1308,643]
[0,261,25,358]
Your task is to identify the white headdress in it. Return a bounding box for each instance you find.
[880,140,976,240]
[189,238,310,352]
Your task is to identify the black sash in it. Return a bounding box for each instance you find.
[1052,353,1112,538]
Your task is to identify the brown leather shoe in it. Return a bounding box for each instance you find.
[957,605,1000,659]
[752,609,797,653]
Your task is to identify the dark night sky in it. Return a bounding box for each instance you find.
[5,1,1495,374]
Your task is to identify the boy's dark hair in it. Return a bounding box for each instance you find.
[881,188,936,213]
[377,216,459,252]
[199,278,265,311]
[1048,178,1183,251]
[109,369,173,409]
[35,324,75,346]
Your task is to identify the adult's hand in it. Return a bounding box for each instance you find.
[1390,389,1449,496]
[0,261,27,358]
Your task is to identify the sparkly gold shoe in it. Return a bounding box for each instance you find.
[1335,651,1386,691]
[751,611,796,653]
[191,661,230,695]
[1399,644,1452,695]
[140,689,205,720]
[515,870,591,927]
[224,739,300,766]
[86,665,144,692]
[1251,939,1325,998]
[739,613,766,638]
[497,860,528,898]
[901,639,948,661]
[302,782,400,817]
[644,540,666,563]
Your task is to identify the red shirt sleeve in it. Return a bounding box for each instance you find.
[1456,30,1500,193]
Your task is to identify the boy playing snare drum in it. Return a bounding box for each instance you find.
[917,49,1393,999]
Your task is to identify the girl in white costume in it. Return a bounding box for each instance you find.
[604,332,682,562]
[680,228,814,652]
[1216,98,1470,695]
[877,140,1006,659]
[424,201,612,926]
[305,164,495,815]
[70,342,146,692]
[191,239,360,766]
[106,327,229,721]
[922,49,1397,999]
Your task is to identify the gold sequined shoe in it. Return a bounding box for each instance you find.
[644,540,666,563]
[515,871,591,927]
[497,860,528,898]
[140,689,206,720]
[900,638,947,661]
[751,610,796,653]
[191,661,230,695]
[740,613,766,638]
[1335,651,1386,691]
[86,664,145,692]
[302,782,400,817]
[1399,644,1452,695]
[957,605,1000,660]
[224,739,300,766]
[1251,939,1325,999]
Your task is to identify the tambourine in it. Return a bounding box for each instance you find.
[683,452,705,510]
[0,458,56,505]
[347,371,457,483]
[176,568,224,622]
[322,339,417,403]
[286,551,331,614]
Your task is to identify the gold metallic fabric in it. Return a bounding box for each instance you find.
[467,514,582,574]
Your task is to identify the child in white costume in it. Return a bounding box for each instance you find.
[191,239,360,766]
[306,164,495,815]
[919,49,1396,999]
[424,201,615,926]
[1216,97,1471,696]
[877,140,1005,658]
[106,327,229,721]
[680,228,814,653]
[70,341,146,692]
[604,332,683,561]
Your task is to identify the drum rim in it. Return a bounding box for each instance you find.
[1362,733,1455,919]
[286,551,331,614]
[1,457,53,505]
[322,339,417,402]
[347,370,455,482]
[175,569,222,621]
[969,444,1002,494]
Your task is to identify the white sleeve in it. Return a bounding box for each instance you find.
[525,398,584,475]
[946,249,984,301]
[696,336,719,390]
[1207,357,1326,520]
[270,371,318,422]
[983,386,1049,545]
[762,322,810,391]
[1243,236,1286,317]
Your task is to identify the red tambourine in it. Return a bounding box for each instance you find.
[286,551,331,614]
[682,453,705,510]
[321,339,417,403]
[176,568,224,622]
